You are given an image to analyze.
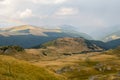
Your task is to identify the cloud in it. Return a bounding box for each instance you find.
[18,9,33,19]
[31,0,67,4]
[0,0,120,37]
[0,0,4,2]
[0,0,10,5]
[55,7,79,16]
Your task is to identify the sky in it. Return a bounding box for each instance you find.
[0,0,120,38]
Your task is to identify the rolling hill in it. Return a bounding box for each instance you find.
[34,37,103,57]
[0,39,120,80]
[0,55,64,80]
[27,43,120,80]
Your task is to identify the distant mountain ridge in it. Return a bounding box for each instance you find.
[90,39,120,50]
[103,30,120,42]
[60,25,93,39]
[0,25,93,48]
[92,26,120,40]
[0,25,61,36]
[0,25,120,49]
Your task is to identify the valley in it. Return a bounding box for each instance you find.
[1,0,120,79]
[0,37,120,80]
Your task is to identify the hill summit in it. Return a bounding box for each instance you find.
[37,37,103,56]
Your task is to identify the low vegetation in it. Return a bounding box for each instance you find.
[0,55,64,80]
[0,42,120,80]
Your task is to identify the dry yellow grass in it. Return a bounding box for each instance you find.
[28,51,120,80]
[1,46,120,80]
[0,55,65,80]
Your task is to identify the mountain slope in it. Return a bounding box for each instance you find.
[103,29,120,42]
[0,25,92,48]
[60,25,93,39]
[92,26,120,40]
[0,25,61,36]
[30,44,120,80]
[106,38,120,49]
[102,27,120,42]
[90,39,120,50]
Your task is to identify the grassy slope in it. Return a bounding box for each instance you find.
[33,51,120,80]
[63,47,120,80]
[0,55,64,80]
[0,45,120,80]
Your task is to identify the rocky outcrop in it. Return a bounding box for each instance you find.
[40,37,103,56]
[41,37,103,55]
[0,46,24,54]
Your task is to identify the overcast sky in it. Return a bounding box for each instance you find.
[0,0,120,37]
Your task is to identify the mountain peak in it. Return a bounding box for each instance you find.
[8,25,36,31]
